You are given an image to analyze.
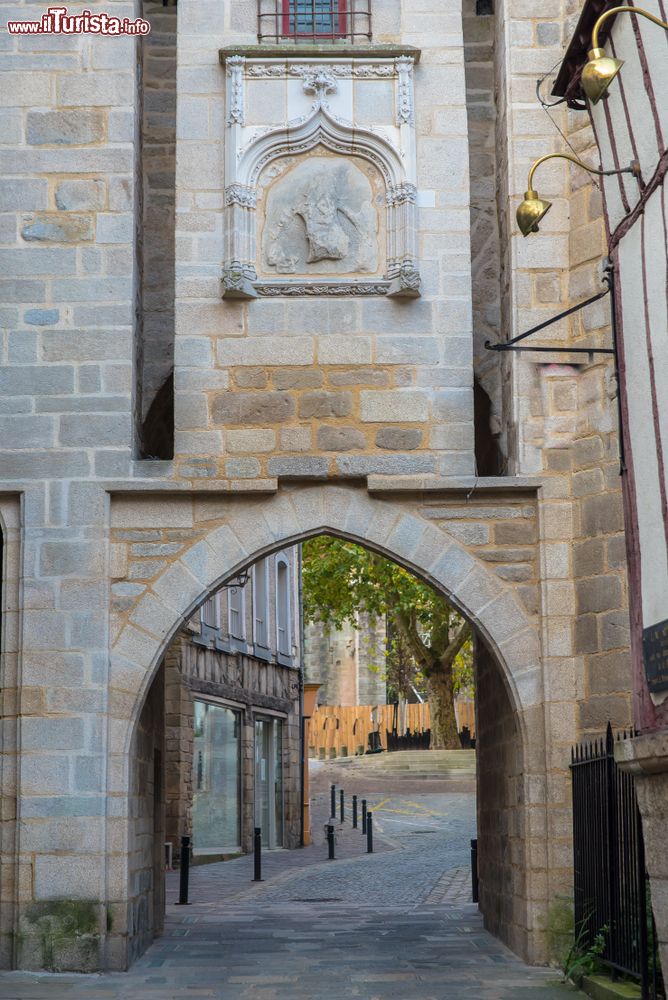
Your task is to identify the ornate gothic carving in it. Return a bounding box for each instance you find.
[262,158,379,277]
[396,56,415,126]
[226,55,245,126]
[255,281,390,297]
[222,53,420,299]
[224,184,257,209]
[302,70,338,106]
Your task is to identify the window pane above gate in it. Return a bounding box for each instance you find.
[257,0,371,42]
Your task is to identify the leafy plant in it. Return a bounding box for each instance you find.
[562,920,609,983]
[302,536,473,748]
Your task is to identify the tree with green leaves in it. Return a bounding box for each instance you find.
[302,536,473,750]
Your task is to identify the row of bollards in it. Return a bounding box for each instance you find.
[327,785,373,861]
[176,788,374,904]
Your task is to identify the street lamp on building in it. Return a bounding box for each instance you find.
[516,152,641,237]
[581,5,668,105]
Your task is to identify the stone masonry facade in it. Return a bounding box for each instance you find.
[0,0,636,977]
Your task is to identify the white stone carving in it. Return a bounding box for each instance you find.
[262,157,379,276]
[222,54,420,299]
[302,70,338,107]
[226,55,245,126]
[246,62,397,79]
[396,56,414,126]
[255,281,390,297]
[224,184,257,209]
[387,182,418,206]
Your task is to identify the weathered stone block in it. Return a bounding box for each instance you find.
[272,370,323,390]
[55,180,105,211]
[225,457,262,478]
[298,392,352,420]
[601,610,630,651]
[360,391,429,423]
[375,337,440,365]
[211,392,295,426]
[577,575,623,614]
[0,179,48,212]
[336,455,437,476]
[329,369,389,387]
[21,214,94,243]
[233,368,267,389]
[26,110,106,145]
[226,429,275,453]
[267,457,329,479]
[24,309,59,326]
[96,214,134,244]
[317,426,366,452]
[280,428,311,452]
[375,428,423,450]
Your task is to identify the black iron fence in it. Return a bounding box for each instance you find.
[571,724,664,998]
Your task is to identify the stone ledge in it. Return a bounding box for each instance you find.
[366,475,543,495]
[580,973,641,1000]
[219,44,421,64]
[103,479,279,494]
[615,731,668,776]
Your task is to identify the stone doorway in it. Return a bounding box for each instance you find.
[110,482,557,971]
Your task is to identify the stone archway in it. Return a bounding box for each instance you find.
[108,483,548,968]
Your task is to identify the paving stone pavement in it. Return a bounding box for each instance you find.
[0,770,583,1000]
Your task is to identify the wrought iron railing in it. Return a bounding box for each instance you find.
[257,1,372,43]
[571,724,664,998]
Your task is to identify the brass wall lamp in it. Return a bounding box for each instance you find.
[516,152,641,236]
[582,5,668,104]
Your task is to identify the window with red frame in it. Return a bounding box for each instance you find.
[282,0,347,38]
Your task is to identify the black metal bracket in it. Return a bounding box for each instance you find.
[484,283,613,356]
[484,260,625,473]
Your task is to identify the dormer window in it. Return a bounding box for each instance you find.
[258,0,371,42]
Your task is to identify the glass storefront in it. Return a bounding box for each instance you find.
[254,716,284,849]
[192,700,241,854]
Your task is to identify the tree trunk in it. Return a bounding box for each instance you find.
[427,672,460,750]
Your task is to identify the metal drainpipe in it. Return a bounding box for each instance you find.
[298,542,305,847]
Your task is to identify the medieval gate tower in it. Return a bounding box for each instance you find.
[0,0,633,973]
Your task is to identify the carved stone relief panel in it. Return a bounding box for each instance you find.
[258,154,384,279]
[220,51,420,299]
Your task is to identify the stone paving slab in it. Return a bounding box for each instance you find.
[0,906,583,1000]
[0,776,584,1000]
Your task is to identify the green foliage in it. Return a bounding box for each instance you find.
[546,895,576,967]
[24,900,100,971]
[302,536,474,742]
[562,917,609,983]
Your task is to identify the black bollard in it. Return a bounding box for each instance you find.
[361,799,367,833]
[352,794,358,829]
[340,788,345,824]
[330,784,336,818]
[366,811,373,853]
[176,835,191,905]
[327,823,335,860]
[471,838,479,903]
[254,827,263,882]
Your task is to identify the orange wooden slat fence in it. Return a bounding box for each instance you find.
[309,701,475,758]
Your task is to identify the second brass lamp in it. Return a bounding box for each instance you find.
[517,152,640,237]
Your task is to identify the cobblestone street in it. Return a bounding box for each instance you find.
[0,762,582,1000]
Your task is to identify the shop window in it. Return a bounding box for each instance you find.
[192,700,242,854]
[254,716,284,849]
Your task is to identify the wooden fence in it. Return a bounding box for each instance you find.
[308,701,475,759]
